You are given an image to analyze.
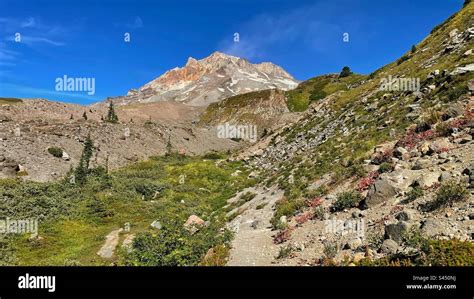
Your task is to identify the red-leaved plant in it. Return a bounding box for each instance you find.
[356,171,379,192]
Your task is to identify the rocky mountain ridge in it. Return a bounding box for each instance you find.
[104,51,299,107]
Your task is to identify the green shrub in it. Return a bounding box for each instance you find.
[276,245,294,259]
[303,186,327,199]
[85,197,115,220]
[358,237,474,266]
[332,191,363,211]
[378,162,393,174]
[429,181,468,210]
[424,239,474,266]
[125,178,166,200]
[404,186,424,203]
[124,220,231,266]
[444,86,468,101]
[47,147,63,158]
[323,241,339,259]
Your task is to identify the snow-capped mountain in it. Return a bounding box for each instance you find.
[108,51,299,107]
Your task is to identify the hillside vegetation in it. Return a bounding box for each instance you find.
[0,153,254,265]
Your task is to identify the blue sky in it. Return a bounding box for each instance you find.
[0,0,463,105]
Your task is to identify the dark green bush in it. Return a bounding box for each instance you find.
[332,191,363,211]
[48,147,63,158]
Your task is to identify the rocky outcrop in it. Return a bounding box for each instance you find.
[362,179,397,209]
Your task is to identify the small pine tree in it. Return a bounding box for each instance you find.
[106,101,118,123]
[411,45,417,54]
[339,66,352,78]
[166,135,172,155]
[75,134,94,184]
[82,111,88,120]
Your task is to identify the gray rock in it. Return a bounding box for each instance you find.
[414,172,440,188]
[395,210,414,221]
[250,219,259,229]
[362,179,397,208]
[381,239,399,254]
[440,172,451,182]
[150,220,162,230]
[385,221,410,243]
[394,147,410,160]
[421,218,444,237]
[412,158,431,170]
[62,151,70,161]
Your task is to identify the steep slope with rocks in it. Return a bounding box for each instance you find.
[225,3,474,266]
[103,51,299,107]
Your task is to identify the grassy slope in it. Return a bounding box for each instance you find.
[286,74,367,112]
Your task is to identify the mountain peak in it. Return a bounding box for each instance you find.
[112,51,299,107]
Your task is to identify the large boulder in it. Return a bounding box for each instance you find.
[381,239,399,254]
[384,221,410,243]
[362,179,397,209]
[414,172,440,188]
[421,218,446,238]
[184,215,205,234]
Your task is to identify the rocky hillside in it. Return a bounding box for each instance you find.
[224,2,474,266]
[199,89,299,134]
[0,99,241,182]
[103,51,298,107]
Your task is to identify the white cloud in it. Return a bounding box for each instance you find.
[122,16,143,29]
[21,17,36,28]
[6,35,65,46]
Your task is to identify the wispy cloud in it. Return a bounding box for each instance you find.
[0,42,19,66]
[21,17,36,28]
[117,16,144,29]
[5,35,65,46]
[1,17,68,46]
[218,3,346,60]
[0,17,71,78]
